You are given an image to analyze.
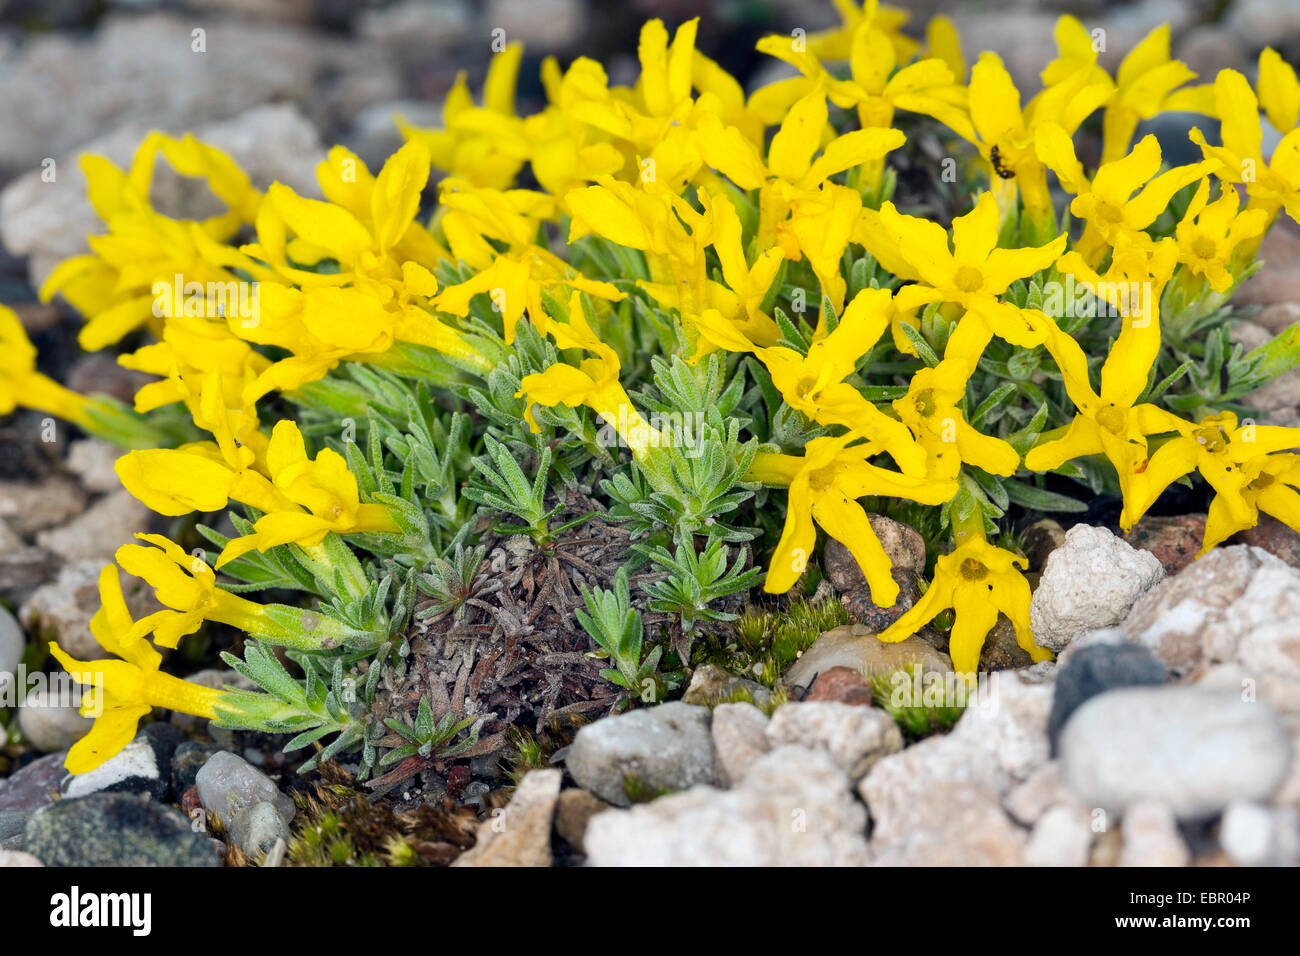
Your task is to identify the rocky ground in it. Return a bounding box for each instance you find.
[3,0,1300,867]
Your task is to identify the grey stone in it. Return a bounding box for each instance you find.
[0,605,21,693]
[17,686,91,753]
[195,751,295,829]
[564,702,715,807]
[24,792,219,866]
[764,700,902,781]
[784,624,951,691]
[1030,524,1165,651]
[583,746,869,866]
[229,801,292,862]
[1059,686,1293,820]
[710,702,770,788]
[1047,643,1167,755]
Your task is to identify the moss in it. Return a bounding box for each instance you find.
[869,665,966,739]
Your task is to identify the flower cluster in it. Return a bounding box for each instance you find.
[6,2,1300,772]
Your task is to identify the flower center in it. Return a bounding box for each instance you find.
[808,463,838,493]
[1095,404,1126,434]
[1097,202,1125,224]
[1194,425,1227,454]
[1191,237,1217,259]
[1248,472,1275,492]
[914,389,936,418]
[959,557,988,581]
[954,266,984,293]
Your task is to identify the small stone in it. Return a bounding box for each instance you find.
[0,752,68,813]
[0,849,43,867]
[230,801,292,862]
[564,702,715,807]
[1229,516,1300,571]
[65,439,123,494]
[1235,226,1300,310]
[195,751,295,832]
[979,615,1036,672]
[1030,524,1165,652]
[1047,644,1167,755]
[710,702,770,788]
[553,788,611,854]
[825,516,926,632]
[584,746,869,866]
[785,624,951,692]
[483,0,584,49]
[1021,518,1066,571]
[1176,24,1247,78]
[1122,514,1208,575]
[454,769,561,867]
[1119,801,1190,867]
[1059,686,1293,820]
[868,780,1027,866]
[17,686,92,753]
[0,478,84,535]
[1219,801,1300,867]
[765,701,902,781]
[1226,0,1300,47]
[0,605,22,691]
[1004,763,1075,826]
[805,666,874,706]
[681,663,771,708]
[23,792,219,866]
[1024,804,1093,867]
[35,490,152,562]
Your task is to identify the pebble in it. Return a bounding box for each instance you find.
[453,769,561,867]
[553,788,611,855]
[765,701,902,782]
[823,516,927,632]
[564,702,715,807]
[0,605,22,690]
[0,478,84,536]
[1219,801,1300,867]
[0,849,43,867]
[805,666,875,706]
[195,751,296,856]
[1029,524,1165,652]
[709,702,770,788]
[23,792,219,866]
[1059,686,1293,820]
[65,438,123,494]
[34,490,151,563]
[1047,643,1167,755]
[680,663,771,708]
[583,746,870,866]
[1119,801,1190,867]
[1024,804,1094,867]
[1122,514,1207,575]
[170,741,222,796]
[784,624,952,692]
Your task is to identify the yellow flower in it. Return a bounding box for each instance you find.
[858,192,1065,354]
[1174,178,1271,293]
[694,288,926,475]
[116,534,280,648]
[773,0,919,65]
[117,315,270,413]
[1192,68,1300,228]
[1044,17,1213,163]
[115,370,291,517]
[39,133,264,350]
[1023,311,1186,530]
[894,359,1020,480]
[399,42,528,189]
[216,421,401,567]
[748,433,957,600]
[877,527,1050,674]
[1035,125,1217,267]
[751,4,971,148]
[1259,48,1300,135]
[1126,412,1300,551]
[955,50,1113,236]
[50,565,224,774]
[0,305,103,428]
[517,290,666,457]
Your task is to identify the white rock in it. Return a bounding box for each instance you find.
[60,736,160,800]
[1005,763,1076,826]
[583,746,869,867]
[564,702,715,807]
[1220,801,1300,867]
[453,769,561,867]
[0,605,22,691]
[1024,804,1093,867]
[65,439,123,494]
[34,491,151,563]
[764,701,902,781]
[1030,525,1165,652]
[18,687,91,753]
[230,801,292,861]
[195,751,295,829]
[1119,801,1189,867]
[1059,686,1293,820]
[867,779,1027,866]
[0,849,43,867]
[710,702,770,788]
